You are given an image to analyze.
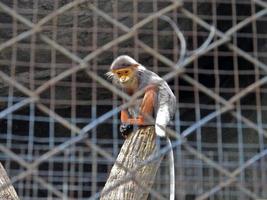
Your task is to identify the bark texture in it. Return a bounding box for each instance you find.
[100,126,161,200]
[0,163,20,200]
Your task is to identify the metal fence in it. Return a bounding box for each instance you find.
[0,0,267,199]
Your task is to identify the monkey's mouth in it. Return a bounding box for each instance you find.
[119,76,137,87]
[120,77,130,83]
[120,79,129,83]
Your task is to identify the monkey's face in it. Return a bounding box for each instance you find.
[112,66,136,87]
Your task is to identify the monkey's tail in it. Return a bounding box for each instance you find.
[155,106,175,199]
[167,137,175,200]
[155,105,170,137]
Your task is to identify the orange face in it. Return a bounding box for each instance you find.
[112,66,136,84]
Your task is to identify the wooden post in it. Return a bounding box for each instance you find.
[0,162,20,200]
[100,126,161,200]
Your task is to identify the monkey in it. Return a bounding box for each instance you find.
[107,55,176,200]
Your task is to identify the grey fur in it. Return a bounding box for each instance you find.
[136,66,176,119]
[110,55,139,70]
[109,55,176,123]
[109,55,176,200]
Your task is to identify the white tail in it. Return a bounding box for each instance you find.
[155,105,170,137]
[167,138,175,200]
[155,105,175,200]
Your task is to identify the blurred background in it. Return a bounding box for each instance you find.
[0,0,267,199]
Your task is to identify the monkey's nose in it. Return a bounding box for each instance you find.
[120,76,128,83]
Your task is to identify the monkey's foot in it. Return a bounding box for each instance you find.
[120,123,133,138]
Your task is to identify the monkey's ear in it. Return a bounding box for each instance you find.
[105,71,114,80]
[132,64,139,68]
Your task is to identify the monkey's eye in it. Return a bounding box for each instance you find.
[117,72,121,76]
[124,70,129,74]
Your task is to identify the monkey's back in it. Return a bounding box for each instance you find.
[137,67,176,119]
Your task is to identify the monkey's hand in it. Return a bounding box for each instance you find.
[120,123,133,138]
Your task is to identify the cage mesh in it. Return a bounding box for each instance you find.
[0,0,267,199]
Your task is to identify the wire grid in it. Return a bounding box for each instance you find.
[0,0,267,199]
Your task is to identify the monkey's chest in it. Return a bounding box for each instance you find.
[128,98,149,118]
[127,97,157,119]
[127,99,143,118]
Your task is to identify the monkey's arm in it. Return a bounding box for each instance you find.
[121,85,157,126]
[120,110,129,123]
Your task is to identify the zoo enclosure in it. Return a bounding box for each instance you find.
[0,0,267,199]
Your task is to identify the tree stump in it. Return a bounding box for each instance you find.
[100,126,161,200]
[0,163,20,200]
